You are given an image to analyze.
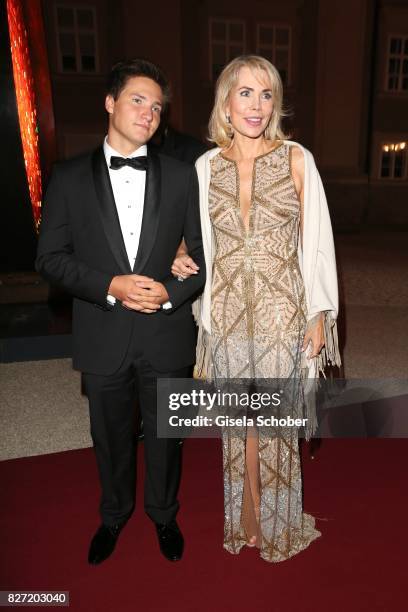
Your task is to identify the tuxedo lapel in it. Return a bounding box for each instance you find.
[92,147,131,274]
[133,149,161,274]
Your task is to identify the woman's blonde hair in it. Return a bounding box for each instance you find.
[208,55,289,148]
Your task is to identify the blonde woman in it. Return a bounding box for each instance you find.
[172,55,340,562]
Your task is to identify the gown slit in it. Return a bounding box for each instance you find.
[241,429,261,546]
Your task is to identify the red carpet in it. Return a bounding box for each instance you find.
[0,439,406,612]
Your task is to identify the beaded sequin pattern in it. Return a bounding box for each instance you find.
[209,143,321,562]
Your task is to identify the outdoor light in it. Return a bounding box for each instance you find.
[6,0,42,231]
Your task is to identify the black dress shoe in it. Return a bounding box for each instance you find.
[88,523,123,565]
[155,520,184,561]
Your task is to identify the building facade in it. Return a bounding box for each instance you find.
[40,0,408,228]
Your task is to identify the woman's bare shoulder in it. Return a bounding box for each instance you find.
[290,145,305,180]
[290,144,304,161]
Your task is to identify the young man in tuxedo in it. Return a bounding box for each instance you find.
[36,59,205,565]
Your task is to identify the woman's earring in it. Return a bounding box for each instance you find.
[225,114,233,135]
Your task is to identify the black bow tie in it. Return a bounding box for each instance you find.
[110,155,148,171]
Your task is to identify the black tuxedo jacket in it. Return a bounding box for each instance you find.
[36,146,205,375]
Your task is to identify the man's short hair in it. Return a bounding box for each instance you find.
[107,58,170,106]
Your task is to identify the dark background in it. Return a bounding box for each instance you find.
[2,0,408,273]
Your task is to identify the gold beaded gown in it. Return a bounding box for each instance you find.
[208,143,321,562]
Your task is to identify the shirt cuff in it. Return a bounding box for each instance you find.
[107,294,116,306]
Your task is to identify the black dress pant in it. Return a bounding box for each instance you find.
[83,325,191,527]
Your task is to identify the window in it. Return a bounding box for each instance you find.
[55,4,99,73]
[380,142,407,179]
[209,18,246,81]
[386,36,408,91]
[256,23,291,85]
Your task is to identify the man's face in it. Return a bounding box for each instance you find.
[105,76,163,154]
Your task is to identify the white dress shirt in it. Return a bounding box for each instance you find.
[103,137,147,269]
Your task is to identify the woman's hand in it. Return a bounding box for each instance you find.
[171,253,199,279]
[301,313,325,358]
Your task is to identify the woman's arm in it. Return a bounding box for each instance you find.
[291,146,305,247]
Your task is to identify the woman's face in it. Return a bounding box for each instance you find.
[225,66,274,141]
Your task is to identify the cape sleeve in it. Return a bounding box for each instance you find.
[301,148,342,373]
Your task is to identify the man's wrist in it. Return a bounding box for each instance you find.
[106,293,116,309]
[108,275,120,299]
